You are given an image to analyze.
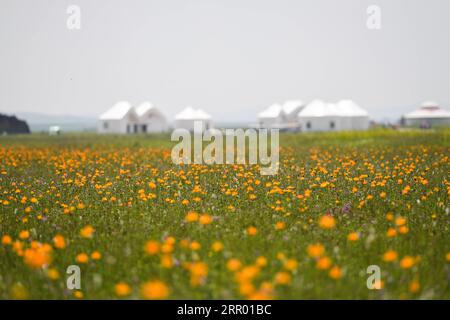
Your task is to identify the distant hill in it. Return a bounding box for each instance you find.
[15,112,97,132]
[0,114,30,134]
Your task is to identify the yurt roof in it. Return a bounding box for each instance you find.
[175,107,211,120]
[336,100,369,117]
[99,101,134,120]
[258,104,284,119]
[404,105,450,119]
[135,102,155,117]
[298,100,339,117]
[282,100,304,116]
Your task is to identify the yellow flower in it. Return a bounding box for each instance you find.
[1,235,12,245]
[19,230,29,240]
[80,225,95,238]
[10,283,29,300]
[382,250,398,262]
[347,232,359,241]
[47,268,60,280]
[329,266,342,279]
[161,254,173,268]
[199,214,213,225]
[185,211,198,223]
[227,258,242,272]
[446,253,450,262]
[274,272,291,285]
[283,259,298,271]
[144,240,160,255]
[247,226,257,236]
[398,226,409,234]
[211,241,223,252]
[400,256,415,269]
[256,256,267,267]
[307,243,325,258]
[141,280,169,299]
[115,282,132,297]
[76,253,89,264]
[386,212,394,221]
[148,182,156,189]
[53,234,66,249]
[318,215,335,229]
[73,290,83,299]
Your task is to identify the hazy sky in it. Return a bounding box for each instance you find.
[1,0,449,122]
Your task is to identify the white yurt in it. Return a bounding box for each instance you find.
[298,99,370,132]
[336,100,370,130]
[402,101,450,127]
[135,102,169,133]
[257,104,286,129]
[282,100,305,122]
[98,101,139,134]
[174,107,212,131]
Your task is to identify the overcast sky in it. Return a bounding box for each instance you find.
[0,0,449,122]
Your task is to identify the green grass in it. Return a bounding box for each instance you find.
[0,129,449,299]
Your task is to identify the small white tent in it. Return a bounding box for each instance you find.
[174,107,212,131]
[336,100,370,130]
[98,101,139,134]
[135,102,169,133]
[402,102,450,127]
[257,104,286,129]
[298,99,370,132]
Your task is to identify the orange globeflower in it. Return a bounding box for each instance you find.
[227,258,242,272]
[76,253,89,264]
[211,241,224,252]
[386,228,397,238]
[115,282,132,297]
[274,272,291,285]
[409,280,420,293]
[247,226,257,236]
[318,215,335,229]
[316,257,332,270]
[53,235,66,249]
[47,268,60,280]
[1,235,12,245]
[80,225,95,238]
[188,262,208,287]
[23,244,52,269]
[400,256,415,269]
[347,232,359,241]
[199,214,213,225]
[19,230,30,240]
[256,256,268,267]
[382,250,398,262]
[446,253,450,262]
[283,259,298,271]
[275,221,286,230]
[307,243,325,258]
[91,251,102,260]
[185,211,198,223]
[144,240,160,255]
[329,266,342,279]
[395,216,407,226]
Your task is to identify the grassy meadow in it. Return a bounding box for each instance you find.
[0,129,449,299]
